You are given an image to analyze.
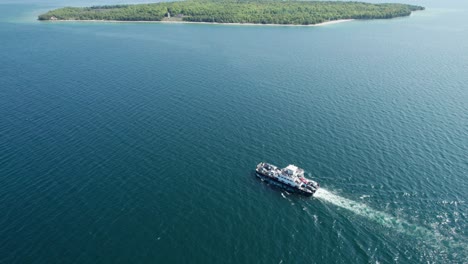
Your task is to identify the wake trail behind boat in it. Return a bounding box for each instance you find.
[314,188,405,229]
[313,188,466,252]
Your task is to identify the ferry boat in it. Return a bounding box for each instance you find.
[255,162,319,196]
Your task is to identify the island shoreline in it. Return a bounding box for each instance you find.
[43,19,355,27]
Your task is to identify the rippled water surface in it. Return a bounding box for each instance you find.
[1,0,467,263]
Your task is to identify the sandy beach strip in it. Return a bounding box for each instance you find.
[47,19,354,27]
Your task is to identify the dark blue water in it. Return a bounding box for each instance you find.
[1,1,467,263]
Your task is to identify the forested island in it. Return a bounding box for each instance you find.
[38,0,424,26]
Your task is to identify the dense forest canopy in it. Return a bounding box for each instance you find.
[38,1,424,25]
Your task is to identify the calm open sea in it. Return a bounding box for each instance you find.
[0,0,467,263]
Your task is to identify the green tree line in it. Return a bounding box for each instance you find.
[38,1,424,25]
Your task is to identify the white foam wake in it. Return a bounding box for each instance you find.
[314,188,468,257]
[314,188,432,238]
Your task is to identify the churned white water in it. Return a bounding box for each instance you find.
[314,188,467,253]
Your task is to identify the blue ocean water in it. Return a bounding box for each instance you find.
[0,0,467,263]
